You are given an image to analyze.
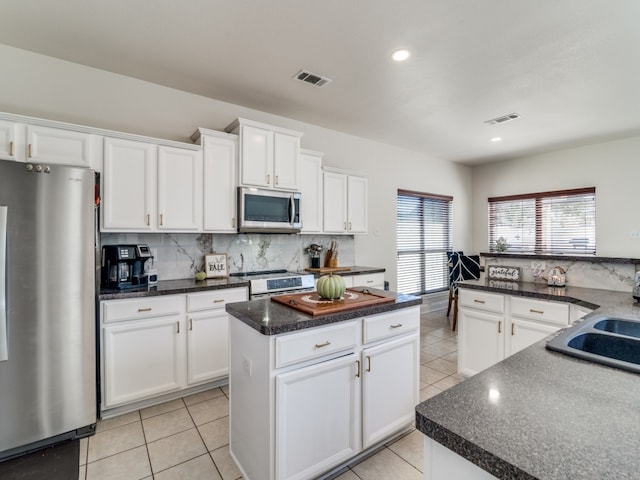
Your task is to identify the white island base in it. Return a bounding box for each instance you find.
[424,437,498,480]
[228,305,420,480]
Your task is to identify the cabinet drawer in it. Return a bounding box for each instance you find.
[103,295,182,323]
[187,287,247,312]
[351,273,385,289]
[459,290,504,314]
[510,296,569,326]
[275,321,358,368]
[363,307,420,344]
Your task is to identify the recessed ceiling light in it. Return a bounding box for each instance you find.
[391,49,410,62]
[491,137,502,142]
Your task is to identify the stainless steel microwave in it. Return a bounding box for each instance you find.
[237,187,302,233]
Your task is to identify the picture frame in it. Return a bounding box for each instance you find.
[205,253,229,278]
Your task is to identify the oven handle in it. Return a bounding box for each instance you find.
[289,195,295,225]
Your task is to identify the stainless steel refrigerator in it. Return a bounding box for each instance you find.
[0,159,96,460]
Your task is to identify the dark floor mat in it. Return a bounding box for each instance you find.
[0,440,79,480]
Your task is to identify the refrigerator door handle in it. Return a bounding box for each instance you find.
[0,206,7,361]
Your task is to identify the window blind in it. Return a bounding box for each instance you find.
[397,189,453,295]
[488,187,596,254]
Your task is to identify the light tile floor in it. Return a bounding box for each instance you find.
[79,308,460,480]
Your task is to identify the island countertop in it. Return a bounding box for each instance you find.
[416,279,640,479]
[225,288,422,335]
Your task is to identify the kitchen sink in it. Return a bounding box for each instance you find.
[546,315,640,374]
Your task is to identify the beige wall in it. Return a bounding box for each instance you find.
[471,135,640,258]
[0,44,473,291]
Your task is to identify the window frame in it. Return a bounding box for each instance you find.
[488,187,596,254]
[396,189,453,295]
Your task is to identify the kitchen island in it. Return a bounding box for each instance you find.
[416,280,640,480]
[226,289,422,480]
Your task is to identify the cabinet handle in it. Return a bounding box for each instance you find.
[366,356,371,372]
[266,174,270,185]
[9,141,14,156]
[28,144,33,158]
[498,321,502,333]
[275,175,279,185]
[190,319,193,331]
[356,360,361,378]
[511,323,515,336]
[314,341,331,349]
[366,280,374,283]
[146,214,150,226]
[232,217,236,228]
[177,321,180,333]
[344,222,347,230]
[390,323,403,329]
[348,222,352,231]
[530,309,544,314]
[160,214,164,226]
[213,299,224,303]
[137,307,152,312]
[474,299,486,304]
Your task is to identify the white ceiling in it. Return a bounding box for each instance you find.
[1,1,639,165]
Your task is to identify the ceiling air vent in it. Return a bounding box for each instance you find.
[484,113,520,125]
[293,69,332,88]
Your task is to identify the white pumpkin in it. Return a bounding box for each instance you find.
[316,274,346,300]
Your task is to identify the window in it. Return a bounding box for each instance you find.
[488,187,596,254]
[397,189,452,295]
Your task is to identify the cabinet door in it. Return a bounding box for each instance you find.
[203,135,237,232]
[276,353,360,480]
[187,310,229,385]
[240,124,272,187]
[362,333,419,448]
[347,175,368,234]
[323,171,348,233]
[458,308,504,377]
[103,315,183,407]
[506,317,559,357]
[157,146,202,231]
[273,132,300,191]
[26,124,92,167]
[300,150,323,233]
[0,120,19,161]
[102,138,156,230]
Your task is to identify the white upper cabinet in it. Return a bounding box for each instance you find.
[0,117,99,168]
[0,120,19,161]
[102,137,202,232]
[226,118,302,191]
[323,167,368,234]
[103,137,157,231]
[300,149,324,233]
[192,129,238,233]
[157,145,202,231]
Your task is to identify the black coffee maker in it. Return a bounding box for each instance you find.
[101,244,152,289]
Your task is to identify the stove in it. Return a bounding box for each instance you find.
[230,269,315,298]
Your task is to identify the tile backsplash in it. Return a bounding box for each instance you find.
[100,233,355,281]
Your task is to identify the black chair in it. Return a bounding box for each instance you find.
[446,251,463,318]
[447,253,480,331]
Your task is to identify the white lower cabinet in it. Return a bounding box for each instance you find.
[361,333,419,448]
[100,287,248,416]
[458,289,570,377]
[276,354,360,480]
[103,315,184,407]
[229,305,420,480]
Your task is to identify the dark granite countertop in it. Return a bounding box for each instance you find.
[480,252,640,264]
[416,279,640,479]
[295,265,385,278]
[225,288,421,335]
[99,277,250,301]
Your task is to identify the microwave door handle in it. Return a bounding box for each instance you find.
[288,196,294,224]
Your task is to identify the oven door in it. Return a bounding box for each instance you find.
[238,187,301,233]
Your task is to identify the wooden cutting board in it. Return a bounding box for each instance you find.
[271,289,395,316]
[304,266,351,273]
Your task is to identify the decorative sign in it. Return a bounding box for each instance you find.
[205,253,229,278]
[487,265,521,281]
[489,279,520,290]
